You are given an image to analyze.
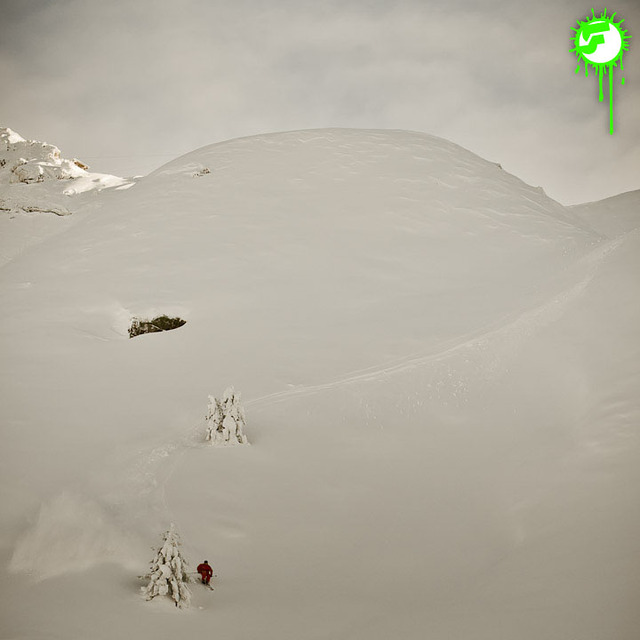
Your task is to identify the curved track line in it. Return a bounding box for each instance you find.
[246,237,623,410]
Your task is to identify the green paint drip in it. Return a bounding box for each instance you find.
[599,66,604,101]
[609,64,614,135]
[571,8,631,134]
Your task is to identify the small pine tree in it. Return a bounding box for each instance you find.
[141,524,192,608]
[205,387,248,445]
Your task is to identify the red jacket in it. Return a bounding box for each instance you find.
[197,562,213,577]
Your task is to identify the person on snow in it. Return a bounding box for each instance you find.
[197,560,214,585]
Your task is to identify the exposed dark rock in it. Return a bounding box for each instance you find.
[129,315,186,338]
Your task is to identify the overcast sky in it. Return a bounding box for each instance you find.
[1,0,638,204]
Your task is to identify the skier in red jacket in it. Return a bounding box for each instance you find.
[197,560,214,585]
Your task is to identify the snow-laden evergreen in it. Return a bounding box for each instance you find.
[205,387,248,445]
[141,524,192,608]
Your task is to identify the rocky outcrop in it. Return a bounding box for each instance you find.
[0,127,88,184]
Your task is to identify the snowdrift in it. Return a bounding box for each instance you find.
[0,128,638,639]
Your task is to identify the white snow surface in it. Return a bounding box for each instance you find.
[569,189,640,239]
[0,128,639,638]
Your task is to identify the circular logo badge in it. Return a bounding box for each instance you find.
[577,19,624,64]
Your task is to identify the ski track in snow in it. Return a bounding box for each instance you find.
[10,235,624,581]
[245,235,623,409]
[134,236,622,503]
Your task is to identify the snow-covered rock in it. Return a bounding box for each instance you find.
[0,126,134,204]
[0,127,135,266]
[1,126,87,185]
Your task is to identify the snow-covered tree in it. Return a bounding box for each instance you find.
[141,524,192,608]
[205,387,248,445]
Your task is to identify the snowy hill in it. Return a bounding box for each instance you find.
[570,189,640,238]
[1,129,638,639]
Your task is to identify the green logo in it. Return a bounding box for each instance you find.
[571,8,631,134]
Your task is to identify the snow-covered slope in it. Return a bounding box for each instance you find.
[1,129,638,639]
[570,189,640,238]
[0,127,134,267]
